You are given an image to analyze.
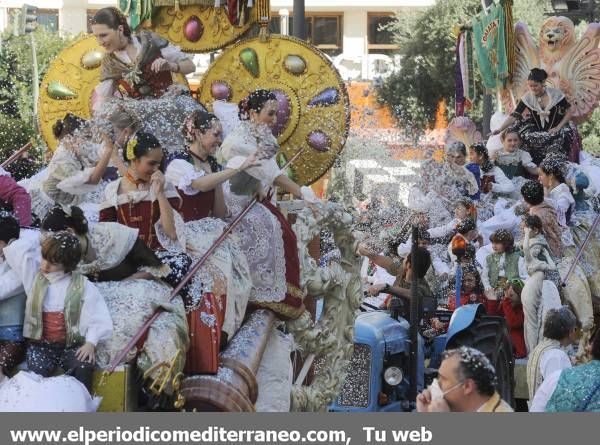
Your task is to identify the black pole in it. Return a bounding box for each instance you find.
[408,225,420,406]
[292,0,307,40]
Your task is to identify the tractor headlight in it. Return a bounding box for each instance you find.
[383,366,403,386]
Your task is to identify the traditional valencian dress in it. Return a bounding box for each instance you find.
[93,30,202,154]
[510,87,575,164]
[165,154,252,374]
[218,120,305,320]
[98,178,191,290]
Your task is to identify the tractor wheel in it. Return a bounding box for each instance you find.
[446,314,515,407]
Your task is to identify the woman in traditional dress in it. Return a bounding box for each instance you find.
[91,7,201,154]
[165,109,256,374]
[98,131,191,289]
[165,109,259,221]
[41,205,168,283]
[217,89,320,320]
[492,68,574,165]
[539,154,600,298]
[42,114,119,210]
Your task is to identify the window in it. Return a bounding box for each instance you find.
[270,12,342,57]
[37,9,59,32]
[368,13,399,55]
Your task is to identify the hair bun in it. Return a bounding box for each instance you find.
[52,120,64,139]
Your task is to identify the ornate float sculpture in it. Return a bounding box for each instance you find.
[501,16,600,123]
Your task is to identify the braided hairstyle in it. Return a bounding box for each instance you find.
[238,89,277,121]
[470,142,494,173]
[41,206,89,236]
[52,113,85,140]
[92,7,132,38]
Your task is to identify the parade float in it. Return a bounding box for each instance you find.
[30,0,359,412]
[3,0,600,413]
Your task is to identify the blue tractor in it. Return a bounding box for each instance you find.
[329,231,515,413]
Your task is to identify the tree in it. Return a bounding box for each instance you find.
[0,28,76,171]
[376,0,551,135]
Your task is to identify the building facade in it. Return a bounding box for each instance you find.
[0,1,434,80]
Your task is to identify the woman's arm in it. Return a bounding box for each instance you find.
[175,59,195,75]
[549,107,573,134]
[212,184,227,219]
[151,172,178,241]
[87,135,116,185]
[191,169,240,192]
[491,115,517,135]
[273,174,302,198]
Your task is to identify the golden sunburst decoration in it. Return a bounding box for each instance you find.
[151,4,256,53]
[198,35,350,186]
[38,35,188,151]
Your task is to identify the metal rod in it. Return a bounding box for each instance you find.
[1,141,32,169]
[561,211,600,286]
[106,146,307,374]
[408,225,419,405]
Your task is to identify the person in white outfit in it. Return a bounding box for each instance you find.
[528,307,578,411]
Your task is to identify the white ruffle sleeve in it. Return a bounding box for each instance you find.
[93,80,117,112]
[154,209,187,253]
[56,167,99,195]
[165,159,205,196]
[79,279,114,346]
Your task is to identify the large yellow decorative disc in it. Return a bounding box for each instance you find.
[151,5,255,53]
[38,35,188,151]
[198,35,350,186]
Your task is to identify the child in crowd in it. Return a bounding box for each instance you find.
[487,279,527,358]
[493,130,538,181]
[2,231,113,391]
[447,263,492,312]
[0,213,29,381]
[480,229,527,301]
[468,142,515,198]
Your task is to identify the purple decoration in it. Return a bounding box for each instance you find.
[307,131,331,152]
[184,16,204,42]
[455,34,465,117]
[308,87,339,107]
[271,89,291,137]
[211,81,231,101]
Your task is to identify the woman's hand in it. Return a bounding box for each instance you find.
[368,283,385,296]
[75,342,96,364]
[240,153,261,171]
[253,185,267,202]
[357,243,375,258]
[548,126,560,135]
[150,58,175,73]
[150,171,166,196]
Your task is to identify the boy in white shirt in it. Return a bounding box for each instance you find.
[3,231,113,391]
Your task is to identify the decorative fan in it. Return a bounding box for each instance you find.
[198,35,350,186]
[37,35,187,151]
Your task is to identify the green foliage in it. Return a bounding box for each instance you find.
[376,0,551,134]
[0,28,76,169]
[578,108,600,156]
